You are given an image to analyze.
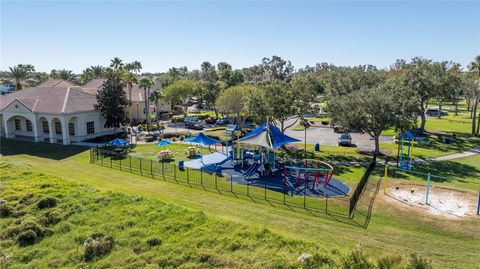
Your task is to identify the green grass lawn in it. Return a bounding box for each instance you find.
[1,139,480,268]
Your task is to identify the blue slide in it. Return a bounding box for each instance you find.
[243,163,261,178]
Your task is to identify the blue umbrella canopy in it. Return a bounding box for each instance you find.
[156,140,172,147]
[188,133,219,146]
[184,136,195,142]
[239,123,300,149]
[108,138,126,146]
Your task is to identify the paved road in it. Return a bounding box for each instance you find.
[283,119,393,149]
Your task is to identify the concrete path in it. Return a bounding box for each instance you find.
[427,146,480,162]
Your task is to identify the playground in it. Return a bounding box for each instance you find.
[179,123,351,198]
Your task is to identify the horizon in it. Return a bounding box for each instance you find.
[1,1,479,73]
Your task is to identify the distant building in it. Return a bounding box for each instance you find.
[0,79,171,145]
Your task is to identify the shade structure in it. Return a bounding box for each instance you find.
[156,140,172,147]
[184,136,195,142]
[239,123,300,149]
[108,138,126,146]
[187,133,220,146]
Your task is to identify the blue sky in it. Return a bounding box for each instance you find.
[1,1,479,73]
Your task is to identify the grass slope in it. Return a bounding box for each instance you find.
[1,139,480,268]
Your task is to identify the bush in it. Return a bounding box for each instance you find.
[37,197,57,209]
[406,254,432,269]
[0,204,13,218]
[342,245,375,269]
[377,255,403,269]
[146,237,161,247]
[83,233,114,261]
[18,230,37,246]
[179,135,185,141]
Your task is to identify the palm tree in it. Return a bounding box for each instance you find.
[139,77,155,131]
[110,57,124,70]
[468,55,480,136]
[90,65,106,78]
[122,72,138,124]
[5,64,35,90]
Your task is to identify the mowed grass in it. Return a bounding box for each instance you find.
[1,139,480,268]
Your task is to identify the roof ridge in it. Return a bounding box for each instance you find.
[32,98,39,111]
[61,87,71,113]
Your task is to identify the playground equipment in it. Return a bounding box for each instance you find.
[397,131,415,171]
[283,159,335,194]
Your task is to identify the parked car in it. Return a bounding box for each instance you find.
[216,118,230,125]
[425,108,448,117]
[186,122,204,130]
[338,133,352,146]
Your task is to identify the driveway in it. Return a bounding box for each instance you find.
[283,119,393,149]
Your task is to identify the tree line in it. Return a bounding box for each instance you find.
[1,55,480,155]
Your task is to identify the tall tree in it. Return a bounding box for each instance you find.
[80,65,106,84]
[95,70,129,134]
[163,80,197,116]
[50,69,76,82]
[199,62,220,117]
[110,57,124,70]
[215,85,253,126]
[329,83,418,156]
[3,64,35,90]
[260,55,294,82]
[122,72,138,124]
[468,55,480,136]
[139,77,155,129]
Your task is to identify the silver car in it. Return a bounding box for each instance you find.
[338,133,352,146]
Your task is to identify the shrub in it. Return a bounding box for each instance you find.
[377,254,403,269]
[342,245,375,269]
[302,253,335,269]
[0,204,13,218]
[19,193,34,204]
[37,197,57,209]
[179,135,185,141]
[83,233,114,261]
[406,254,432,269]
[18,230,37,246]
[146,237,161,247]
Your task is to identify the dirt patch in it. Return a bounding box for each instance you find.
[384,183,478,219]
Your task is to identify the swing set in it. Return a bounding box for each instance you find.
[283,159,334,192]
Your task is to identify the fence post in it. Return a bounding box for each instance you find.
[247,181,249,196]
[129,156,132,173]
[230,175,233,192]
[110,157,112,168]
[283,183,286,204]
[187,167,190,184]
[325,195,328,213]
[303,188,306,209]
[89,148,92,163]
[174,164,176,182]
[101,152,103,166]
[162,162,164,177]
[119,158,122,171]
[215,173,217,189]
[150,159,153,178]
[140,158,143,176]
[425,172,431,205]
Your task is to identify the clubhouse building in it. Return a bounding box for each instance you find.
[0,79,170,145]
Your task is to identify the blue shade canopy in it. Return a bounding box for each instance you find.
[184,136,195,142]
[188,133,220,146]
[240,123,300,149]
[108,138,126,146]
[399,131,414,141]
[156,140,172,147]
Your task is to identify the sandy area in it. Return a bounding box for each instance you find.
[385,184,478,219]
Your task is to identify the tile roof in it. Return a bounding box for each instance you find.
[37,79,76,88]
[0,86,96,114]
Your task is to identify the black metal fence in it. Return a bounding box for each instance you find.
[349,160,377,217]
[90,147,374,218]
